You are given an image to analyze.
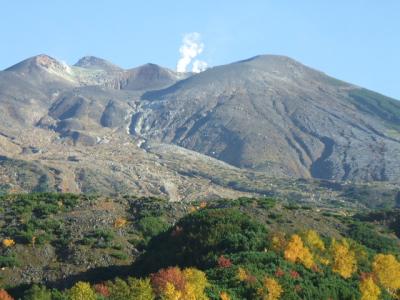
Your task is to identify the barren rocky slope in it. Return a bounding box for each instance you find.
[139,55,400,181]
[0,54,399,204]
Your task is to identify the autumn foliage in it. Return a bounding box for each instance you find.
[2,239,15,248]
[372,253,400,293]
[93,283,110,297]
[114,217,128,228]
[0,290,13,300]
[330,239,357,279]
[217,255,232,268]
[150,266,208,300]
[284,234,314,269]
[257,276,283,300]
[69,281,96,300]
[219,291,231,300]
[359,275,381,300]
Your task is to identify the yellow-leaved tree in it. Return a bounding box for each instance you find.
[127,277,155,300]
[303,230,330,266]
[330,239,357,279]
[162,282,182,300]
[183,268,209,300]
[69,282,96,300]
[257,277,283,300]
[237,267,248,282]
[304,230,325,251]
[372,254,400,293]
[284,234,314,269]
[271,232,287,253]
[359,276,381,300]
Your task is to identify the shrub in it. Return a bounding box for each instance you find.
[137,216,168,241]
[136,209,269,272]
[348,222,399,254]
[24,285,52,300]
[110,252,129,260]
[0,254,19,267]
[2,239,15,248]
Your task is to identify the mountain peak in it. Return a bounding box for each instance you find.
[4,54,75,82]
[74,56,121,71]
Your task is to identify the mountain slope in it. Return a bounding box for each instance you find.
[0,53,400,202]
[138,55,400,181]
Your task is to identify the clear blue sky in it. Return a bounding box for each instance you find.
[1,1,399,99]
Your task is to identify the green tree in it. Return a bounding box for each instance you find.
[24,285,52,300]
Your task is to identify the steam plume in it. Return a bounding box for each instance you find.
[192,60,208,73]
[176,32,207,73]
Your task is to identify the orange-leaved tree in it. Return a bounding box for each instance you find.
[151,266,208,300]
[0,289,13,300]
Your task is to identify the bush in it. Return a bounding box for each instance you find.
[137,216,168,242]
[24,285,52,300]
[0,254,19,267]
[110,252,129,260]
[348,222,399,254]
[135,208,269,273]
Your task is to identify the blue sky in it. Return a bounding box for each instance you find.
[1,1,399,99]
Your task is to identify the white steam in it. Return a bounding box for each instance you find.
[176,32,208,73]
[192,60,208,73]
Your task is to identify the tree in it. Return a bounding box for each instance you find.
[271,232,286,253]
[284,234,314,269]
[69,282,96,300]
[24,285,52,300]
[217,256,232,268]
[237,267,248,282]
[93,283,110,298]
[108,278,132,300]
[304,230,325,251]
[0,289,13,300]
[151,267,186,297]
[372,254,400,293]
[182,268,209,300]
[2,239,15,248]
[330,239,357,279]
[127,277,155,300]
[151,267,208,300]
[359,276,381,300]
[162,283,182,300]
[257,277,283,300]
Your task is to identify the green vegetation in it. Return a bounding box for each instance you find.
[0,193,399,299]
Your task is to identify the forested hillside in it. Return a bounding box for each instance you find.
[0,194,399,299]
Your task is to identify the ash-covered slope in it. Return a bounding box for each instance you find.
[138,55,400,181]
[1,52,400,196]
